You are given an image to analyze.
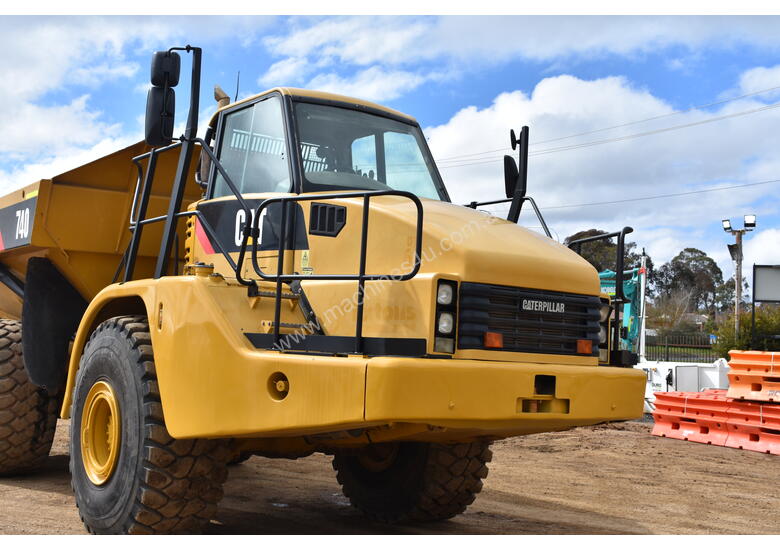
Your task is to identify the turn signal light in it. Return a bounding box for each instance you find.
[484,331,503,348]
[577,339,593,354]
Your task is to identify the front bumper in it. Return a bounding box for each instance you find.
[364,357,646,438]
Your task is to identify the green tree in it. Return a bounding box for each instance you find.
[714,304,780,358]
[714,276,750,313]
[564,229,653,277]
[654,248,723,313]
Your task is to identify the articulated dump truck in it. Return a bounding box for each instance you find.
[0,46,645,534]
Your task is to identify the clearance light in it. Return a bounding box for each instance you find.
[484,331,503,349]
[437,282,454,305]
[437,312,454,334]
[577,339,593,355]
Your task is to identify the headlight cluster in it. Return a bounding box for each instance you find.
[434,280,457,354]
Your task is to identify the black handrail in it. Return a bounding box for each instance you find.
[567,226,633,359]
[465,196,552,238]
[566,227,633,303]
[124,137,254,285]
[238,189,425,353]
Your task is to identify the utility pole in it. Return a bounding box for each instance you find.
[638,249,648,362]
[735,231,742,334]
[722,215,756,337]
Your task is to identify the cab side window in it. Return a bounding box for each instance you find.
[212,95,290,198]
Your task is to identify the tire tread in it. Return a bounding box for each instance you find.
[71,315,229,534]
[0,319,58,475]
[333,440,492,523]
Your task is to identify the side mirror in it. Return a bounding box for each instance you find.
[145,51,180,148]
[151,51,181,87]
[145,87,175,147]
[504,155,518,198]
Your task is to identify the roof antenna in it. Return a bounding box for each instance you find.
[234,71,240,102]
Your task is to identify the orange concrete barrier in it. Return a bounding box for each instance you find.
[727,350,780,403]
[653,388,780,455]
[652,390,730,446]
[724,400,780,455]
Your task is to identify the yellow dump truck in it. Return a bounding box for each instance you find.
[0,46,645,534]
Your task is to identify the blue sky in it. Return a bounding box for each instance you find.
[2,15,780,282]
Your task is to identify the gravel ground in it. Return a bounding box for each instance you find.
[0,420,778,534]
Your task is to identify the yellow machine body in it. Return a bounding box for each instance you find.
[1,87,644,451]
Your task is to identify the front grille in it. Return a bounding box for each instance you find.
[458,283,600,356]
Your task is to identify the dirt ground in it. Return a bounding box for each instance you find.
[1,419,778,535]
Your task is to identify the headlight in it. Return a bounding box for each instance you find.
[599,325,607,344]
[437,282,454,305]
[600,303,611,323]
[438,312,454,334]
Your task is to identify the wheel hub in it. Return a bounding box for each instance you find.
[80,380,121,485]
[357,443,399,472]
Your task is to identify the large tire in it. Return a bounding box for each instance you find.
[69,316,230,534]
[333,440,492,523]
[0,319,58,475]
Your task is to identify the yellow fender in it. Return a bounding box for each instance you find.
[61,281,154,418]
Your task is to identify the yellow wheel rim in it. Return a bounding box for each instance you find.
[80,380,121,485]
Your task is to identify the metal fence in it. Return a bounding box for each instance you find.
[645,334,719,363]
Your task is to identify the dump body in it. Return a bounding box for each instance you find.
[0,141,200,317]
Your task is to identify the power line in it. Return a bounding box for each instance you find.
[434,84,780,164]
[437,101,780,170]
[479,178,780,212]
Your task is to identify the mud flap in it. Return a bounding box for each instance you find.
[21,257,87,391]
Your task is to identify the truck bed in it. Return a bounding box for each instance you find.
[0,141,201,317]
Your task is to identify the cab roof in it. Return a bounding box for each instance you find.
[209,87,416,126]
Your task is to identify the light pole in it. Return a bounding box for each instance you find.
[722,215,756,336]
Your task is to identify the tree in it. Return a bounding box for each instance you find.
[647,287,696,334]
[713,304,780,357]
[653,248,723,314]
[714,276,750,313]
[564,229,653,276]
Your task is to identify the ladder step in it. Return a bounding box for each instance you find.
[270,322,308,329]
[252,289,300,300]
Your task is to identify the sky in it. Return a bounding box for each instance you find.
[2,14,780,285]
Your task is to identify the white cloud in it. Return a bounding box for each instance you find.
[0,95,120,157]
[0,16,274,191]
[0,136,137,194]
[258,16,780,102]
[259,57,310,87]
[738,64,780,98]
[423,72,780,270]
[266,16,748,67]
[306,66,429,102]
[70,62,140,86]
[744,228,780,267]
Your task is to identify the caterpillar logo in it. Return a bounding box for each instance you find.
[521,299,565,314]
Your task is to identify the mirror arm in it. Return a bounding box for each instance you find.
[169,45,201,141]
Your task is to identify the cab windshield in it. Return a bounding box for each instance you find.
[294,102,446,200]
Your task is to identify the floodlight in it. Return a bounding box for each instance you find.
[744,214,756,229]
[722,219,732,232]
